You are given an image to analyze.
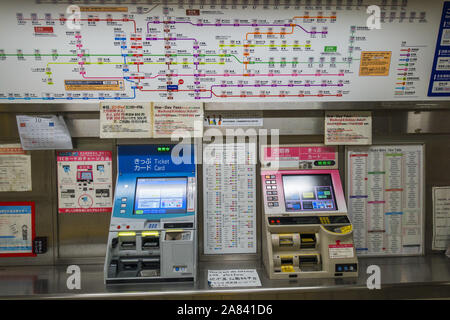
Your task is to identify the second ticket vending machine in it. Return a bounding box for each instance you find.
[261,144,358,279]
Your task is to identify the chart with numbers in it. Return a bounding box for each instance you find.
[0,0,447,102]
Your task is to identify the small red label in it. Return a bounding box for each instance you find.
[329,244,353,248]
[34,26,54,34]
[186,9,200,16]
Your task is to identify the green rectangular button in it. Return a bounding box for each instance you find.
[324,46,337,52]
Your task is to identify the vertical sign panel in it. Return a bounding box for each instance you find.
[429,2,450,96]
[432,186,450,250]
[346,145,424,256]
[203,143,256,254]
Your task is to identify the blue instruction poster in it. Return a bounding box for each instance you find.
[429,2,450,96]
[0,202,35,257]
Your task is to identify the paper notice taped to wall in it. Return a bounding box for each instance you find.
[57,151,113,213]
[100,102,152,138]
[153,102,203,138]
[325,111,372,145]
[0,144,32,192]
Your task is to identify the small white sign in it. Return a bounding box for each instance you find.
[204,111,263,127]
[329,244,355,259]
[208,269,261,288]
[325,111,372,145]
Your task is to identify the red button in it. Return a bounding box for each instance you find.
[126,225,130,229]
[117,225,121,229]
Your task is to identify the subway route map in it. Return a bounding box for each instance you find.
[0,0,446,102]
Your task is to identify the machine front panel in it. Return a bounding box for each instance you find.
[260,145,357,280]
[262,169,347,215]
[105,144,197,283]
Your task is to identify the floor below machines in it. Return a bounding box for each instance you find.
[0,255,449,299]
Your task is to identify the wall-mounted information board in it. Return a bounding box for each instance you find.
[0,0,448,102]
[346,145,424,256]
[203,143,256,254]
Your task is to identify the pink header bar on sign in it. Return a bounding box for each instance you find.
[57,151,112,162]
[264,146,337,162]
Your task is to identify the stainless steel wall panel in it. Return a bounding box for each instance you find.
[0,105,450,266]
[0,150,56,266]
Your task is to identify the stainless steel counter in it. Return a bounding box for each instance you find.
[0,255,449,299]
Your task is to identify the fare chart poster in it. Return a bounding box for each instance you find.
[346,145,424,257]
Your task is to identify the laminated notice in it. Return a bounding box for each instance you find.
[329,243,354,259]
[359,51,392,76]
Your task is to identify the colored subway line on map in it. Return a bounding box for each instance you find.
[1,12,351,100]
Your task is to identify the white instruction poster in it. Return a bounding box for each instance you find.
[432,187,450,251]
[208,269,261,288]
[57,151,113,213]
[100,102,152,138]
[325,111,372,145]
[0,144,32,192]
[346,145,424,256]
[153,102,203,138]
[203,143,257,254]
[16,115,73,150]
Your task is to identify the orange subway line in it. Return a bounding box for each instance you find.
[245,25,295,40]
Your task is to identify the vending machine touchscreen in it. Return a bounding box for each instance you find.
[104,144,197,284]
[261,145,358,279]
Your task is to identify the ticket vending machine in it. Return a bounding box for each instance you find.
[104,144,197,283]
[261,145,358,279]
